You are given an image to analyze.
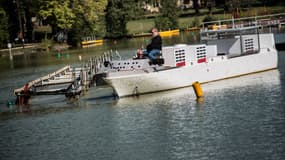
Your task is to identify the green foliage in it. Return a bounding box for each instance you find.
[105,1,125,38]
[68,0,107,45]
[39,0,107,46]
[0,8,9,48]
[202,15,217,23]
[191,17,200,27]
[202,15,218,27]
[155,0,178,30]
[123,0,143,20]
[72,0,107,35]
[154,17,171,31]
[105,0,147,38]
[193,0,200,14]
[41,32,53,52]
[39,1,75,30]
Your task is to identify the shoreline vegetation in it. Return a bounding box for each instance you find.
[1,6,285,52]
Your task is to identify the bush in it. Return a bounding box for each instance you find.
[191,17,200,27]
[202,15,217,27]
[41,33,53,52]
[203,15,217,23]
[155,17,171,30]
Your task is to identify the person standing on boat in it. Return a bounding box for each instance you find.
[144,27,162,60]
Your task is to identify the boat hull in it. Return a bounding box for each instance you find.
[104,49,278,97]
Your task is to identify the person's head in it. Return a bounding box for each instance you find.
[151,27,159,37]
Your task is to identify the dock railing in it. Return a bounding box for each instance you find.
[13,65,72,95]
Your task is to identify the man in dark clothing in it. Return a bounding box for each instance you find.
[144,27,162,60]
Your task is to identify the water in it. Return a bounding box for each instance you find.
[0,32,285,160]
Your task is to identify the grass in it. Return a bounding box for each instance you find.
[127,19,155,34]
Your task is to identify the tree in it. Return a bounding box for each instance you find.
[105,0,140,38]
[72,0,107,35]
[193,0,200,14]
[105,1,126,38]
[205,0,215,14]
[68,0,107,46]
[154,0,178,30]
[23,0,40,42]
[39,0,107,46]
[214,0,225,7]
[0,8,9,48]
[39,0,75,33]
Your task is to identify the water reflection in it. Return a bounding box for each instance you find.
[9,57,14,69]
[0,31,200,72]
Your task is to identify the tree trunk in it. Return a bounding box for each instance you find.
[193,0,200,15]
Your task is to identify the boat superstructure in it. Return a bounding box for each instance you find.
[97,25,277,97]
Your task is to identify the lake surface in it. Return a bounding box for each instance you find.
[0,31,284,160]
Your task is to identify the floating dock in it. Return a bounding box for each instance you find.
[159,29,180,37]
[13,50,116,105]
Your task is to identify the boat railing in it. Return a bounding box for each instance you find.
[200,25,261,41]
[200,25,264,57]
[81,34,97,42]
[201,12,285,32]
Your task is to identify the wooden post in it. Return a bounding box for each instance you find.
[8,43,13,61]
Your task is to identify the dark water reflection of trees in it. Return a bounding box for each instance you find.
[0,31,200,72]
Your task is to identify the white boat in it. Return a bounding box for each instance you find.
[98,26,278,97]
